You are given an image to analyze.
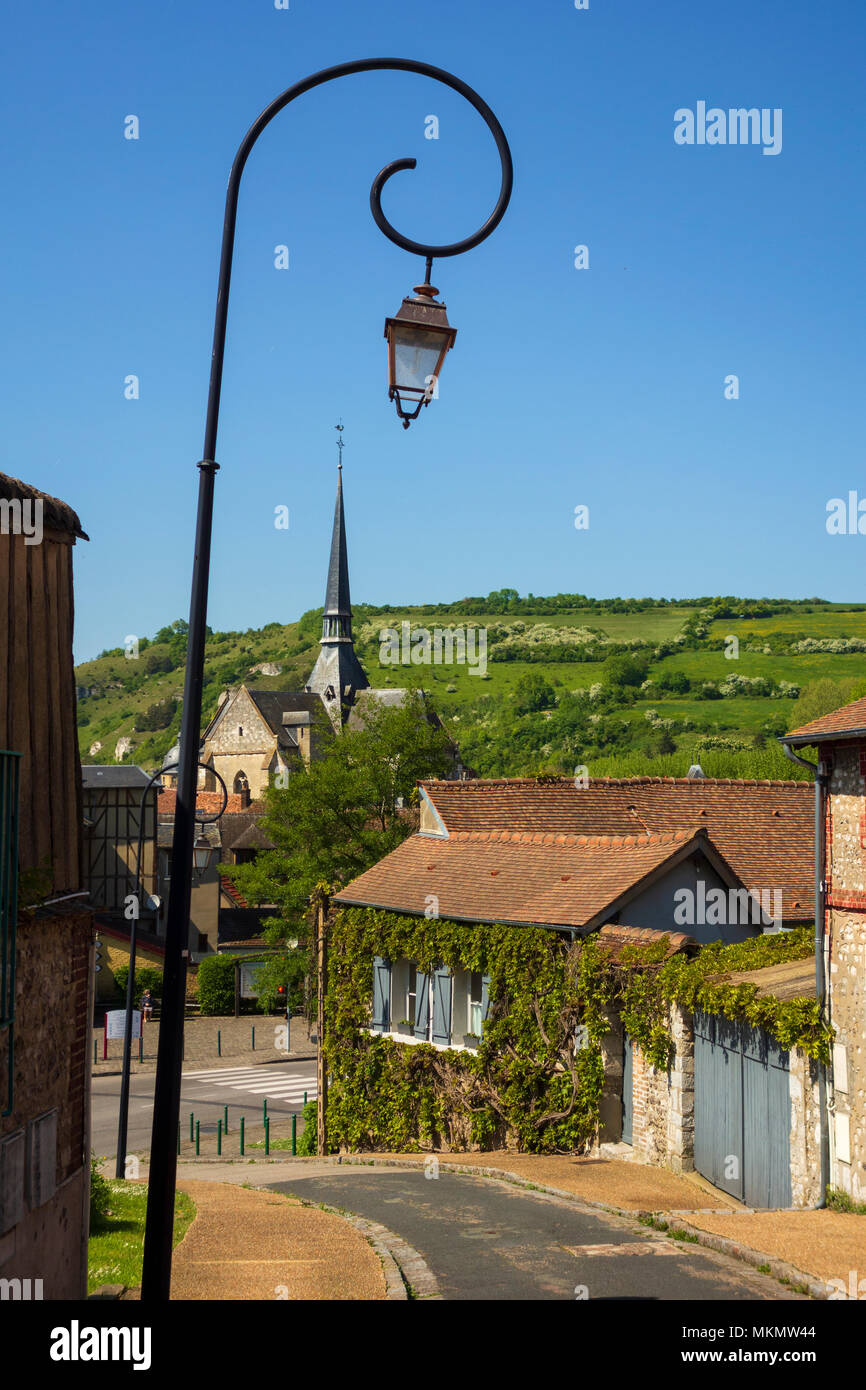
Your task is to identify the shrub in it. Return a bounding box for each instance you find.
[89,1157,112,1229]
[297,1101,317,1155]
[197,955,236,1014]
[112,964,163,1007]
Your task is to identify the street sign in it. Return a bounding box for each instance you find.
[105,1008,142,1039]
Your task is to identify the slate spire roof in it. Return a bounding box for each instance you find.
[323,463,352,626]
[306,461,370,722]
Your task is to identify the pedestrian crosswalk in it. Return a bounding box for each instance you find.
[182,1065,316,1107]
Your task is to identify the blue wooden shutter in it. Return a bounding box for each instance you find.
[372,956,391,1032]
[432,966,452,1045]
[480,973,491,1035]
[414,971,430,1040]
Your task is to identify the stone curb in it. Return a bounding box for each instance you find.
[647,1219,831,1301]
[280,1195,442,1301]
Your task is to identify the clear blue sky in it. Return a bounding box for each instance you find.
[2,0,864,663]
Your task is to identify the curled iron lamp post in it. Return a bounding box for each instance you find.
[115,762,227,1181]
[141,57,512,1302]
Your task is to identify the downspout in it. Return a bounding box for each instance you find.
[782,741,830,1206]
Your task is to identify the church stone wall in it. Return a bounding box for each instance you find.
[204,687,276,799]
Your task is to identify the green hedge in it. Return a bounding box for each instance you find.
[197,955,236,1015]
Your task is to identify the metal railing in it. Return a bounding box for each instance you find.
[0,751,21,1115]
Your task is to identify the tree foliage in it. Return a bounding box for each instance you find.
[225,693,451,941]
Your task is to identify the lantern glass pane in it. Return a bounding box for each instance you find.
[392,327,447,401]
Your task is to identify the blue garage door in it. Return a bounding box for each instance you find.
[693,1011,792,1209]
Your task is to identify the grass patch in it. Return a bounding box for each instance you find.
[88,1180,196,1294]
[826,1187,866,1215]
[247,1136,296,1151]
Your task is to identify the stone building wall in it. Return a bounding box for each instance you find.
[789,1047,824,1208]
[826,908,866,1199]
[0,904,93,1297]
[203,687,276,800]
[823,740,866,1201]
[631,1004,695,1174]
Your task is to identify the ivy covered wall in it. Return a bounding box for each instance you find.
[323,908,829,1156]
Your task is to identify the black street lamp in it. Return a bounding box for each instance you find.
[115,762,227,1182]
[141,56,512,1302]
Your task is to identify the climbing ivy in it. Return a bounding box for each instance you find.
[659,926,831,1063]
[323,909,830,1156]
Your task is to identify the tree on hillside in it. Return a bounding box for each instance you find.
[790,677,866,731]
[602,652,648,688]
[223,692,451,941]
[514,672,556,714]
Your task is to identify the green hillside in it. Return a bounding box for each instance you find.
[75,595,866,780]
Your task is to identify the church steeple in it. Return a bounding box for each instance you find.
[305,428,370,723]
[321,449,352,642]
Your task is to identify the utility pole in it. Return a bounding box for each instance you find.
[316,890,329,1156]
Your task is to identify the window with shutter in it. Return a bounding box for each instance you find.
[414,971,430,1040]
[432,966,452,1046]
[481,973,491,1035]
[371,956,391,1032]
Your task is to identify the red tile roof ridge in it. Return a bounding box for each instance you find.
[420,776,808,789]
[446,827,703,849]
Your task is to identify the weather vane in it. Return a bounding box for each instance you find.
[335,420,344,469]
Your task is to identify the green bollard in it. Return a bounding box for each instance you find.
[251,1025,255,1051]
[304,1090,308,1105]
[265,1116,270,1156]
[263,1097,268,1125]
[224,1104,229,1134]
[195,1120,200,1156]
[240,1116,245,1156]
[94,1040,98,1065]
[292,1113,297,1156]
[217,1119,222,1155]
[190,1112,194,1142]
[218,1029,221,1057]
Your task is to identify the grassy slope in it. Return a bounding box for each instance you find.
[75,600,866,777]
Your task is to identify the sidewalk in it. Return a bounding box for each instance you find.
[167,1181,387,1300]
[92,1014,316,1076]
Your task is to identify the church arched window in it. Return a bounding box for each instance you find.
[233,771,249,794]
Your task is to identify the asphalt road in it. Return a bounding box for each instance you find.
[272,1169,806,1302]
[91,1058,316,1156]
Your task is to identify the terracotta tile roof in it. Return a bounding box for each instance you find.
[220,874,250,908]
[784,695,866,743]
[419,777,812,922]
[156,790,267,818]
[335,826,728,931]
[596,923,698,962]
